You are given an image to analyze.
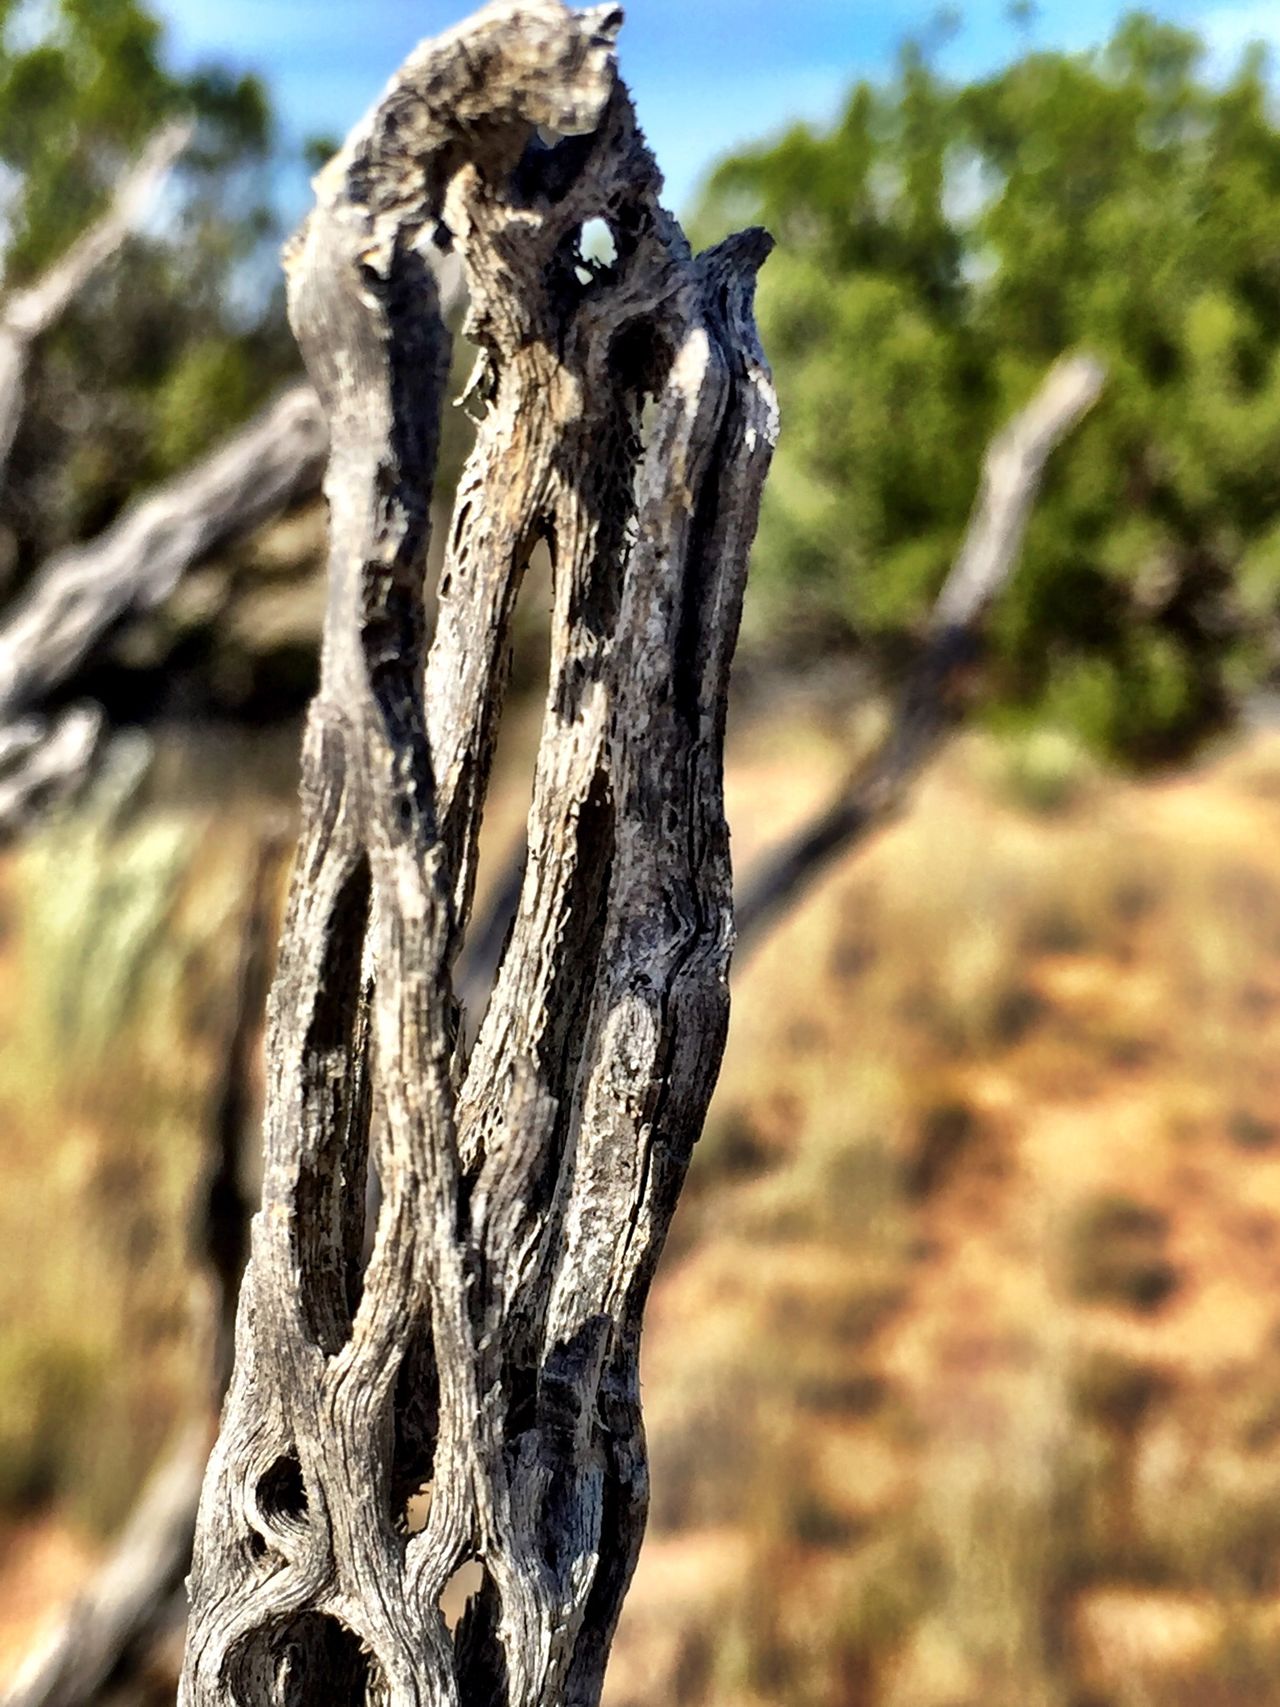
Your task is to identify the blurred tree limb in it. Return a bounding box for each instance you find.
[0,383,328,724]
[1,1428,210,1707]
[0,705,104,841]
[0,123,192,493]
[0,111,314,839]
[735,350,1106,954]
[0,384,326,837]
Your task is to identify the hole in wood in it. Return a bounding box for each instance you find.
[574,216,618,286]
[447,1561,508,1701]
[389,1324,440,1529]
[296,853,374,1357]
[439,1558,485,1631]
[512,126,596,207]
[455,537,550,1041]
[358,1140,382,1273]
[448,498,472,564]
[226,1612,377,1707]
[256,1450,308,1533]
[402,1480,432,1536]
[609,316,673,401]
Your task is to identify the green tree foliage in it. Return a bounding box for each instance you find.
[700,15,1280,760]
[0,0,298,581]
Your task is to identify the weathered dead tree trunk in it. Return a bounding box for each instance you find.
[452,352,1105,1000]
[180,4,776,1703]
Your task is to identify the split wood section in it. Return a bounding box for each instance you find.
[179,5,777,1705]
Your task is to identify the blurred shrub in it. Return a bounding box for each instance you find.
[1063,1194,1179,1312]
[17,740,192,1062]
[0,0,299,581]
[988,726,1097,815]
[697,14,1280,763]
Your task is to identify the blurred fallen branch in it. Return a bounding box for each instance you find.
[0,123,192,492]
[0,385,326,836]
[0,706,105,840]
[1,1427,209,1707]
[734,351,1106,955]
[0,383,328,725]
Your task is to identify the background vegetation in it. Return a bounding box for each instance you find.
[700,14,1280,761]
[0,0,296,586]
[4,3,1280,1706]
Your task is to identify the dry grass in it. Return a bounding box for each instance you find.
[0,770,285,1537]
[8,718,1280,1704]
[617,722,1280,1706]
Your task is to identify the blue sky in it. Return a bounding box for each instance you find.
[155,0,1278,220]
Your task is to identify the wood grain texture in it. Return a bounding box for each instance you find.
[180,5,776,1704]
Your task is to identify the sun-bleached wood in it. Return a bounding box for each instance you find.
[439,352,1106,983]
[180,4,776,1704]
